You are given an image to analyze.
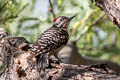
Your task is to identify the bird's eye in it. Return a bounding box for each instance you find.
[59,19,62,21]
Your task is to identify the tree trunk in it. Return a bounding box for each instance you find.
[94,0,120,28]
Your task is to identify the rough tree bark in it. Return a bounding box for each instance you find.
[0,30,119,80]
[0,0,120,79]
[94,0,120,28]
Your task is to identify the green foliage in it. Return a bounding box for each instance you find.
[0,0,120,64]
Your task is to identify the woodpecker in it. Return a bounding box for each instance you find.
[30,15,76,71]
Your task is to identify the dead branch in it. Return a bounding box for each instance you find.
[59,42,120,73]
[0,29,119,80]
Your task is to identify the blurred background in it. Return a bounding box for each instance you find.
[0,0,120,66]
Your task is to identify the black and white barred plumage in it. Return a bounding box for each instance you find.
[30,16,75,71]
[31,27,69,56]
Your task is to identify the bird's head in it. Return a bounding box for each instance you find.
[53,15,76,28]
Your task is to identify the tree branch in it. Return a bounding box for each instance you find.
[74,12,105,42]
[48,0,56,18]
[0,3,29,23]
[94,0,120,28]
[0,28,119,80]
[0,1,8,13]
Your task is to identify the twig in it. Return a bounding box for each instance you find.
[0,1,8,13]
[72,12,93,35]
[16,3,29,15]
[0,3,29,23]
[48,0,56,18]
[74,12,105,42]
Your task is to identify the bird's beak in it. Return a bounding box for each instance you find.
[69,15,76,21]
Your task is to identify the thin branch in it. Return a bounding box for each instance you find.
[72,12,93,35]
[0,1,8,13]
[48,0,56,18]
[16,3,29,15]
[0,3,29,23]
[74,12,105,42]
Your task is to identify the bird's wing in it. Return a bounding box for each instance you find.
[30,27,69,56]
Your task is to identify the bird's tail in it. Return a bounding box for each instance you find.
[36,53,49,72]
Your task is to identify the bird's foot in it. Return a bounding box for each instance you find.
[49,58,61,64]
